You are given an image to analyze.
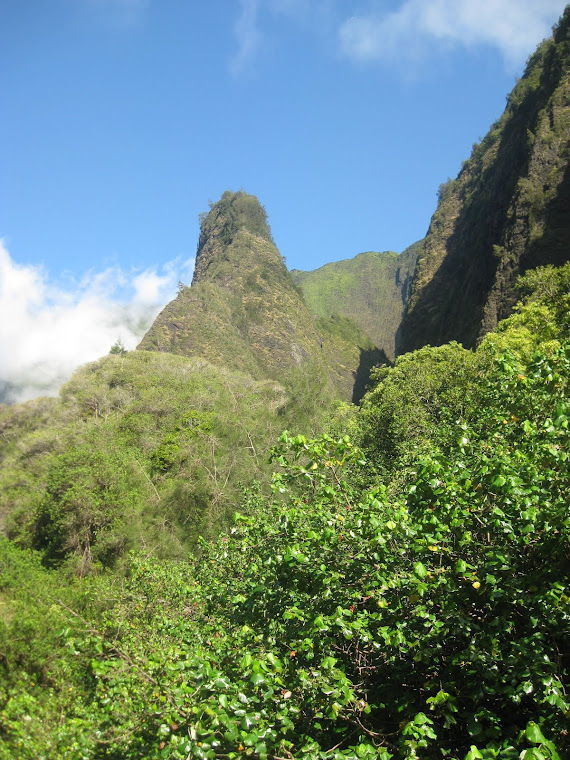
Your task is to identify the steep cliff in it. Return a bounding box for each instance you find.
[398,8,570,353]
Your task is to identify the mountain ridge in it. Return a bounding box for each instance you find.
[292,242,419,361]
[398,7,570,353]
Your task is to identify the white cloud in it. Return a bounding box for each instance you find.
[230,0,262,74]
[132,269,172,304]
[0,241,194,404]
[229,0,336,73]
[339,0,567,70]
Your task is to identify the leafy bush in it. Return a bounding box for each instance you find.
[356,341,482,479]
[3,339,569,758]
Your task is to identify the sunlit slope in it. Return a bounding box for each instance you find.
[292,242,419,361]
[0,350,292,567]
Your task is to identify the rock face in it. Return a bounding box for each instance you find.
[398,8,570,354]
[292,242,419,362]
[139,192,317,379]
[138,191,376,400]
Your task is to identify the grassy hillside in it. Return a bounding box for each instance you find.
[0,350,297,570]
[292,243,419,361]
[0,192,397,573]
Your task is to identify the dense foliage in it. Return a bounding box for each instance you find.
[4,15,570,752]
[198,191,275,250]
[0,352,294,571]
[1,261,569,759]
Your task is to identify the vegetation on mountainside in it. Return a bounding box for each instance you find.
[1,262,569,760]
[0,352,294,570]
[355,263,570,485]
[2,13,570,756]
[197,191,275,254]
[399,7,570,354]
[292,243,419,361]
[139,191,371,402]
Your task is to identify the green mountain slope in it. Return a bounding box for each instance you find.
[398,8,570,353]
[0,350,297,569]
[292,242,419,361]
[4,16,570,754]
[2,265,569,759]
[0,194,390,569]
[138,191,379,401]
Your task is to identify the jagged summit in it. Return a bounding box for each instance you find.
[138,191,377,400]
[192,191,278,286]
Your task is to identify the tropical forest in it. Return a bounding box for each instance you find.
[1,8,570,760]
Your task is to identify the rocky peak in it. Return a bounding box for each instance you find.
[192,191,280,286]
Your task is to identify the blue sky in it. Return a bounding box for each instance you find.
[0,0,567,401]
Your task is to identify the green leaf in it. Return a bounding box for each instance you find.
[523,750,546,760]
[525,722,547,745]
[414,562,428,579]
